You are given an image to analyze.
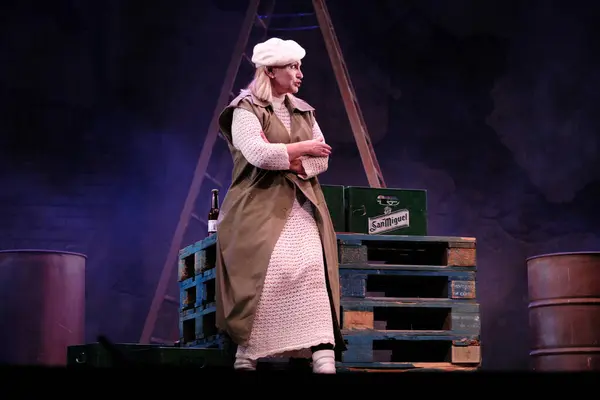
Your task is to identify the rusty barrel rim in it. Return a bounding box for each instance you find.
[0,249,87,259]
[526,251,600,262]
[529,297,600,309]
[530,347,600,356]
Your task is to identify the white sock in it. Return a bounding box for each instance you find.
[312,349,336,374]
[234,356,257,371]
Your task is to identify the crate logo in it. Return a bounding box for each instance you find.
[368,209,410,235]
[377,195,399,207]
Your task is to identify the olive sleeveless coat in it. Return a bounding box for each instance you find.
[214,90,346,355]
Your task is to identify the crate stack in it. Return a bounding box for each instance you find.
[176,184,482,372]
[335,233,480,372]
[323,184,481,372]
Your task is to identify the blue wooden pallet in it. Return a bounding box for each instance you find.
[341,330,481,366]
[179,267,216,311]
[336,233,476,269]
[339,265,476,300]
[178,234,217,281]
[179,305,218,345]
[341,298,480,334]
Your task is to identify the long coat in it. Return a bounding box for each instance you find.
[214,90,346,354]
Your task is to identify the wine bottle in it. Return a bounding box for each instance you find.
[208,189,219,235]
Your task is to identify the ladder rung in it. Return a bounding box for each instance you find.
[163,295,178,305]
[268,25,319,32]
[191,212,207,225]
[204,172,222,187]
[242,52,253,67]
[269,12,315,18]
[255,13,267,30]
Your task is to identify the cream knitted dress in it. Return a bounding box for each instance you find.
[230,94,335,361]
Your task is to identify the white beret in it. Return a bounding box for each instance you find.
[251,37,306,68]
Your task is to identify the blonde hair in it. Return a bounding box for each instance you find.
[246,66,273,103]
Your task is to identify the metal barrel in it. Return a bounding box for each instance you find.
[527,252,600,371]
[0,250,86,366]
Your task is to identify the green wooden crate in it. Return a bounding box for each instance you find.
[344,186,427,236]
[321,184,346,232]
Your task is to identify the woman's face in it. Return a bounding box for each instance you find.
[269,61,303,95]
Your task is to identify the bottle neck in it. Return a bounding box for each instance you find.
[211,193,219,209]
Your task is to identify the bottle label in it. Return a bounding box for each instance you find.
[208,219,217,233]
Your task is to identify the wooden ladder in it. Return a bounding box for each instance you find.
[139,0,386,345]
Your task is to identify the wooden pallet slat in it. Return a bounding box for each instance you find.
[341,298,481,333]
[339,266,477,300]
[336,233,477,268]
[335,361,479,373]
[179,234,217,259]
[341,330,481,366]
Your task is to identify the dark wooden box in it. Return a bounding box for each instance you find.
[66,343,233,368]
